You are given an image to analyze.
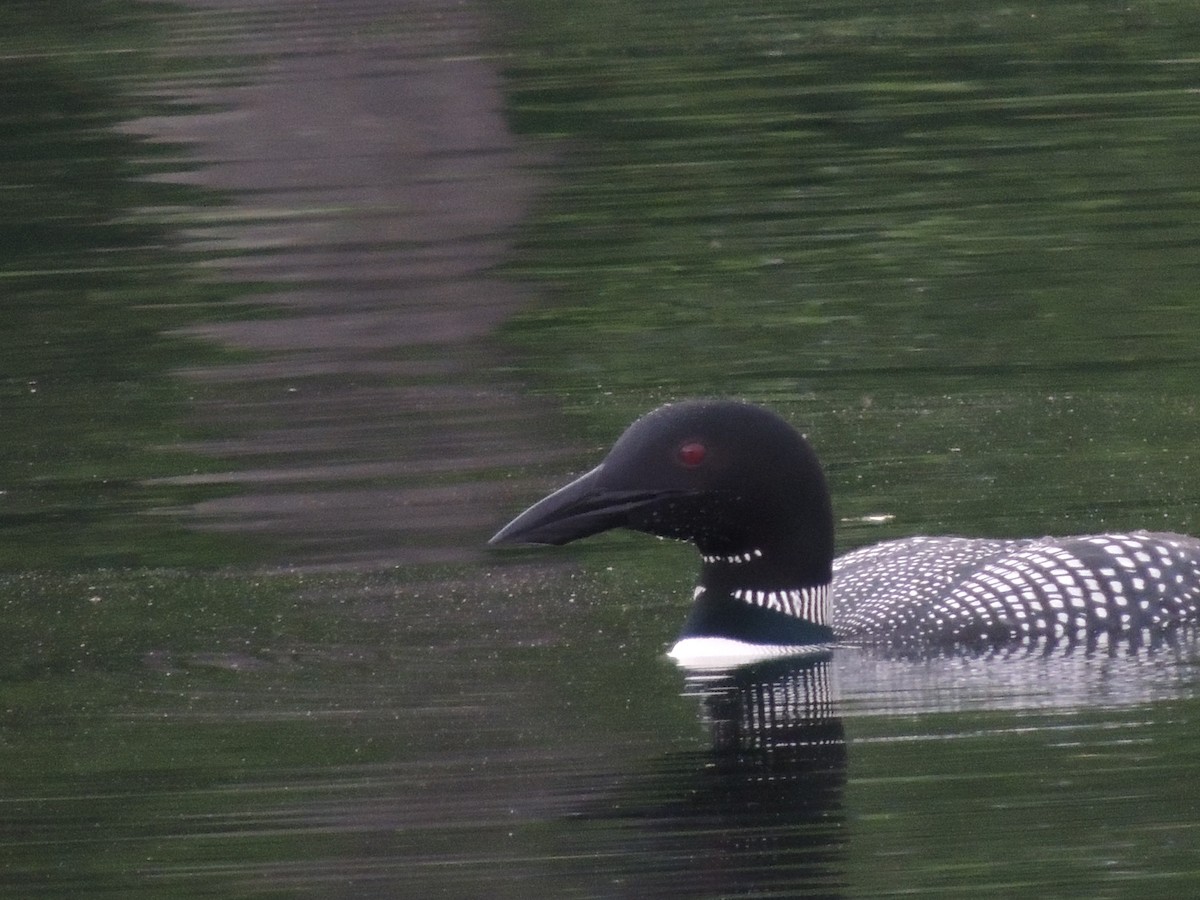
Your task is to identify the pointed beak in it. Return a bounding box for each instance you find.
[489,465,668,547]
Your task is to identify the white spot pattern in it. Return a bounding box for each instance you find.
[830,531,1200,647]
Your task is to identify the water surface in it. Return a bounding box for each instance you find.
[3,0,1200,895]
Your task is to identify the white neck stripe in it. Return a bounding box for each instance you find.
[730,584,830,626]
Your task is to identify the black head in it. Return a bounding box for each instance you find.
[490,400,834,592]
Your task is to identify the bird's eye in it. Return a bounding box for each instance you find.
[677,441,707,468]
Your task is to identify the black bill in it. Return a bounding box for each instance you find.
[489,465,671,546]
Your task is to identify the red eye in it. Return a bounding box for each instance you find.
[677,441,707,468]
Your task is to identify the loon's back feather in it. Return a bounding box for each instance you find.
[833,531,1200,647]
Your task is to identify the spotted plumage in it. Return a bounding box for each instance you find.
[489,399,1200,663]
[833,532,1200,648]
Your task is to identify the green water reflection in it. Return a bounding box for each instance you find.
[846,696,1200,895]
[0,3,252,569]
[494,0,1200,469]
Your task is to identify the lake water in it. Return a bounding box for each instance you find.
[3,0,1200,895]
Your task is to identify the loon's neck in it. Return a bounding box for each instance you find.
[681,542,835,644]
[678,585,834,643]
[698,535,832,595]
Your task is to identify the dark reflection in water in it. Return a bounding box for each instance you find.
[644,658,848,898]
[531,655,850,898]
[568,633,1200,898]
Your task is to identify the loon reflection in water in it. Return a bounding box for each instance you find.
[491,400,1200,666]
[576,655,847,896]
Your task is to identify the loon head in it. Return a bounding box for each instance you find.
[490,400,835,601]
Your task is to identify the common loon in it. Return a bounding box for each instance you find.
[489,400,1200,665]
